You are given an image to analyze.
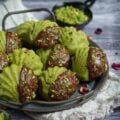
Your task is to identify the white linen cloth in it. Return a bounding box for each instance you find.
[0,0,120,120]
[0,0,35,30]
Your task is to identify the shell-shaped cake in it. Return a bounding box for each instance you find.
[72,47,108,81]
[8,48,43,75]
[16,20,60,49]
[0,64,21,102]
[0,64,38,103]
[36,48,51,69]
[38,67,79,101]
[36,44,70,69]
[60,27,89,55]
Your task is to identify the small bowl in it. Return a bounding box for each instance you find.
[52,0,96,29]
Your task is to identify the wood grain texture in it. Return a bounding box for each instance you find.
[2,0,120,119]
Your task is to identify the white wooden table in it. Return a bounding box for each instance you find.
[2,0,120,119]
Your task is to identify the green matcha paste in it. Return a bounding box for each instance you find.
[54,6,88,24]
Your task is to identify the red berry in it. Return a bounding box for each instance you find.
[95,28,103,35]
[111,63,120,70]
[79,86,90,94]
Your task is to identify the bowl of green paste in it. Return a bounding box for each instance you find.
[53,1,95,29]
[54,6,88,25]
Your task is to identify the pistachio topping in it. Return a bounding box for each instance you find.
[34,26,60,49]
[6,32,21,54]
[0,52,9,72]
[87,47,108,80]
[47,44,70,67]
[49,71,79,100]
[18,66,38,102]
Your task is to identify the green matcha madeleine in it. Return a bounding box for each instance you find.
[0,64,38,103]
[15,21,34,47]
[60,27,89,54]
[47,44,70,68]
[8,48,43,76]
[72,46,89,81]
[38,66,79,101]
[16,20,60,49]
[36,44,70,69]
[0,64,21,102]
[0,31,21,54]
[72,47,108,82]
[36,48,51,69]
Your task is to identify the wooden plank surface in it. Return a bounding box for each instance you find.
[2,0,120,119]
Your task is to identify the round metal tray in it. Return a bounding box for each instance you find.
[0,8,109,113]
[0,35,109,112]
